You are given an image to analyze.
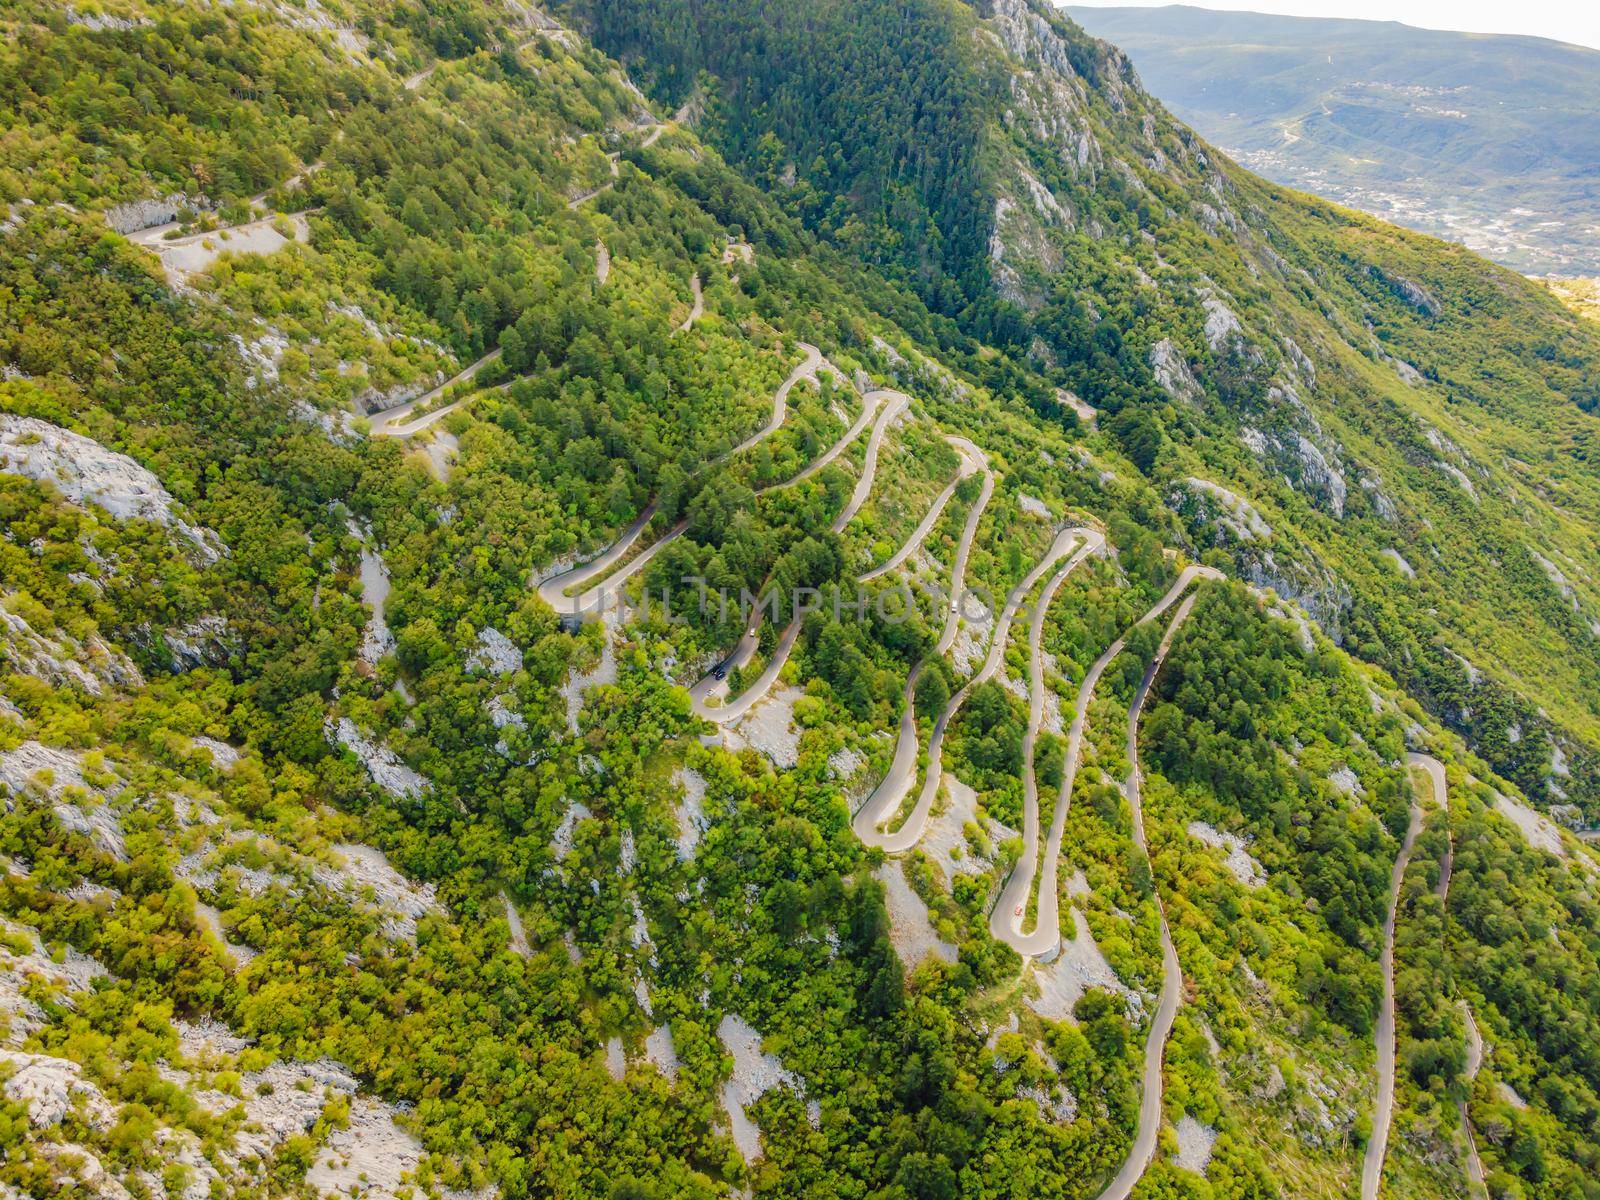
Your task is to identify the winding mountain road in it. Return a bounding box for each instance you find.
[858,436,984,583]
[368,348,504,437]
[1087,586,1207,1200]
[987,536,1101,944]
[855,525,1091,852]
[567,152,620,209]
[1362,752,1439,1200]
[535,506,683,622]
[689,389,909,722]
[990,564,1218,959]
[1460,1002,1487,1198]
[729,342,838,458]
[675,274,704,333]
[849,454,995,844]
[536,342,865,628]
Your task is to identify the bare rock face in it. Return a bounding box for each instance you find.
[1187,821,1267,888]
[1174,477,1272,542]
[0,741,98,802]
[1370,266,1441,317]
[326,718,429,800]
[1201,296,1244,350]
[1,604,144,695]
[0,416,225,562]
[1148,338,1202,404]
[306,1096,492,1200]
[317,843,442,943]
[165,614,236,671]
[1239,551,1354,643]
[1240,422,1348,519]
[716,1015,817,1162]
[103,192,210,234]
[467,627,522,676]
[0,1051,119,1131]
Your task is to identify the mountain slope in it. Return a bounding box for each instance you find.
[0,1,1598,1199]
[567,0,1600,823]
[1064,4,1600,274]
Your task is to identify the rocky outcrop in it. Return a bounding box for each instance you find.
[1187,821,1266,887]
[103,192,210,234]
[165,614,236,671]
[1149,338,1202,403]
[716,1015,818,1162]
[0,417,225,562]
[1201,296,1243,350]
[1174,477,1272,542]
[1370,266,1441,317]
[467,627,522,676]
[1239,551,1354,643]
[326,718,428,800]
[1,604,143,695]
[317,843,441,943]
[1240,423,1349,518]
[1,1051,119,1130]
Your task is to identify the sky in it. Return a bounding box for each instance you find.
[1058,0,1600,51]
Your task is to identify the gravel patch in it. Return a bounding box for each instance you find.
[949,593,994,676]
[644,1024,679,1082]
[1187,821,1267,887]
[875,862,957,966]
[1498,1082,1527,1109]
[1027,906,1130,1021]
[503,893,530,957]
[1173,1114,1218,1174]
[1382,548,1415,578]
[1494,790,1566,858]
[722,686,803,769]
[424,430,458,481]
[672,767,708,860]
[306,1095,488,1200]
[604,1036,626,1081]
[357,546,394,666]
[716,1015,810,1162]
[562,619,617,733]
[919,772,993,880]
[148,213,308,281]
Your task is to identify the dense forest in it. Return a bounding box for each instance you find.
[0,0,1597,1198]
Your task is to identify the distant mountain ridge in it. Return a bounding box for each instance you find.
[1064,3,1600,273]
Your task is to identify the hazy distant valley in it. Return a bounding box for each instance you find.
[1067,4,1600,275]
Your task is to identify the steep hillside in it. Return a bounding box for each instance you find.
[568,0,1600,823]
[1066,4,1600,274]
[0,1,1598,1199]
